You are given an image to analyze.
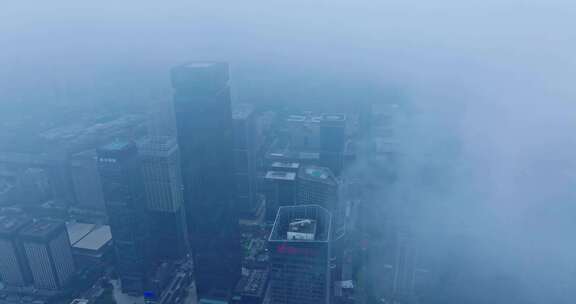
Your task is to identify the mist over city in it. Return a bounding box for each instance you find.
[1,1,575,304]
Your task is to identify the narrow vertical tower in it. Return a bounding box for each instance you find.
[97,141,149,294]
[171,62,241,300]
[232,103,258,217]
[140,136,189,260]
[320,113,346,176]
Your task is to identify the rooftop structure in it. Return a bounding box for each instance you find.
[66,222,95,245]
[73,225,112,251]
[185,62,218,68]
[287,219,317,241]
[99,141,132,152]
[233,269,269,299]
[19,219,64,241]
[299,166,338,186]
[321,113,346,122]
[269,205,332,243]
[270,161,300,170]
[0,214,30,236]
[265,171,296,181]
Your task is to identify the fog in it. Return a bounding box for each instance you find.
[1,0,576,303]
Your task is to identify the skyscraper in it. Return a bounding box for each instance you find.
[70,150,106,211]
[232,103,258,217]
[140,136,189,261]
[296,165,340,213]
[268,205,332,304]
[171,62,241,300]
[97,141,149,294]
[263,171,297,223]
[19,219,75,291]
[319,114,346,176]
[0,214,32,287]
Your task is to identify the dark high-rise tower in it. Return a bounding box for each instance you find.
[320,113,346,176]
[97,141,149,295]
[171,62,241,300]
[232,103,258,217]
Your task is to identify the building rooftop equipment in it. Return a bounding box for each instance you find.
[287,219,317,241]
[299,166,338,186]
[269,205,332,243]
[265,171,296,181]
[270,162,300,169]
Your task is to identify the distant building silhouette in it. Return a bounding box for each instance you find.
[70,150,106,211]
[319,114,346,176]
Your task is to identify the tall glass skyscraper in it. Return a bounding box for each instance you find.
[97,141,150,295]
[171,62,241,300]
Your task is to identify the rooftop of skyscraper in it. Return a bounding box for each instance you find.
[0,214,30,236]
[321,113,346,122]
[299,165,338,186]
[269,205,332,243]
[19,219,64,241]
[265,171,296,181]
[270,161,300,169]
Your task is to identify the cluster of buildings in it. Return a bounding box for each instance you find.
[0,215,75,294]
[0,61,371,304]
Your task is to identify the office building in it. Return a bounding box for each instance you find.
[319,114,346,176]
[0,214,32,287]
[232,103,258,217]
[140,136,189,260]
[269,161,300,173]
[97,141,149,294]
[296,165,340,213]
[284,114,321,152]
[231,269,269,304]
[263,171,297,222]
[66,222,113,267]
[19,219,75,290]
[171,62,241,299]
[70,150,106,211]
[268,205,332,304]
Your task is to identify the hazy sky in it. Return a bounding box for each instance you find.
[2,1,576,303]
